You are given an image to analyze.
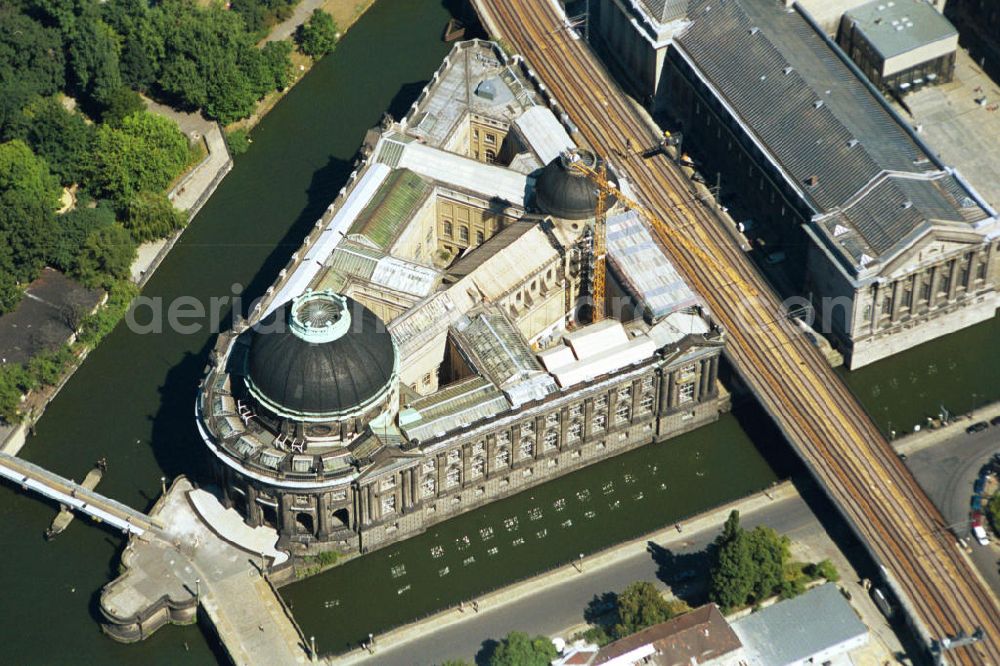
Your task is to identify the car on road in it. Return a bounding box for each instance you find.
[991,416,1000,427]
[966,421,989,434]
[973,524,991,546]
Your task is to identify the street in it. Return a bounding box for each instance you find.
[367,485,901,666]
[898,408,1000,600]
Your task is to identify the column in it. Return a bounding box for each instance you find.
[559,407,569,451]
[410,468,418,506]
[485,434,496,477]
[534,416,545,459]
[889,280,902,322]
[400,471,409,512]
[317,494,331,539]
[583,398,594,440]
[436,454,446,496]
[926,265,939,309]
[947,259,959,301]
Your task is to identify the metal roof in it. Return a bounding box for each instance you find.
[399,376,511,442]
[448,222,560,303]
[731,583,868,666]
[513,106,575,166]
[405,42,537,149]
[844,0,957,60]
[451,306,557,407]
[672,0,989,268]
[606,210,699,319]
[397,140,528,207]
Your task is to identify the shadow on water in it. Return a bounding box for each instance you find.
[387,81,431,122]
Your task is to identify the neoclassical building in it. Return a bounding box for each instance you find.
[195,40,730,556]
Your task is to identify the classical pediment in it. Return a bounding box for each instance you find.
[880,228,987,278]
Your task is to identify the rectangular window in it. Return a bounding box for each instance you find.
[459,226,469,242]
[976,259,987,281]
[475,230,484,244]
[678,383,696,404]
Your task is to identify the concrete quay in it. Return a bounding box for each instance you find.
[100,477,309,665]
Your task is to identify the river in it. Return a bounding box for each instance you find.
[1,0,998,663]
[0,1,454,662]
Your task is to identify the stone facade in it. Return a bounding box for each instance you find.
[203,334,725,556]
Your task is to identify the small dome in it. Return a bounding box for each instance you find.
[533,150,618,220]
[246,291,396,417]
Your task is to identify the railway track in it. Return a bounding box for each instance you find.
[474,1,1000,662]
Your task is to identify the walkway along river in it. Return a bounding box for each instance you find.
[0,1,998,663]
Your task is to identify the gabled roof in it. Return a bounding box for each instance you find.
[671,0,990,270]
[399,376,510,443]
[448,222,560,302]
[595,604,742,665]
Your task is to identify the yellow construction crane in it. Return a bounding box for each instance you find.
[592,162,609,322]
[569,159,758,301]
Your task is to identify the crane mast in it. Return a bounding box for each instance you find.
[591,162,608,322]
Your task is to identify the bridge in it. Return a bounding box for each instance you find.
[0,451,161,536]
[471,2,1000,662]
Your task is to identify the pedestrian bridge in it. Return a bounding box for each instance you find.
[0,452,161,536]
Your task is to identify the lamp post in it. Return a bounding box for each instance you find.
[260,551,267,573]
[310,635,317,661]
[160,476,167,495]
[195,578,200,601]
[578,553,584,572]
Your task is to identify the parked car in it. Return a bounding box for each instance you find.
[971,495,983,511]
[973,525,991,546]
[990,415,1000,427]
[967,421,989,434]
[974,477,986,494]
[972,510,984,527]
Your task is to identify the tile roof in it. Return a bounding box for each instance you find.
[595,604,743,665]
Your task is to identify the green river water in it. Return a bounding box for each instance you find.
[1,1,999,662]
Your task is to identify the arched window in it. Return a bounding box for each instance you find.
[443,220,453,237]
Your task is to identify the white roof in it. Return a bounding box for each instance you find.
[541,320,657,388]
[606,210,698,319]
[397,141,527,207]
[264,163,392,317]
[647,311,711,347]
[371,256,438,297]
[514,106,575,165]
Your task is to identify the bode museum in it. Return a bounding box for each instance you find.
[195,40,728,556]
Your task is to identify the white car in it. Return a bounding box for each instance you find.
[973,525,991,546]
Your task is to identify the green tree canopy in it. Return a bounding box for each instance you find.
[612,581,679,639]
[48,204,116,275]
[74,222,136,288]
[89,111,189,203]
[0,140,60,287]
[489,631,557,666]
[297,9,339,58]
[0,8,66,100]
[100,87,146,126]
[22,96,96,186]
[121,190,185,242]
[708,511,791,612]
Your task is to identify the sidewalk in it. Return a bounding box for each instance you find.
[333,482,797,664]
[893,399,1000,457]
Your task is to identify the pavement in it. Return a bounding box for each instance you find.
[102,477,309,665]
[894,403,1000,601]
[342,482,903,666]
[263,0,326,44]
[891,48,1000,212]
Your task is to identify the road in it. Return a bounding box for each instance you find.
[370,485,903,666]
[471,1,1000,661]
[904,421,1000,600]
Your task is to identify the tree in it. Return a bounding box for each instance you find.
[297,10,339,58]
[489,631,557,666]
[100,87,146,126]
[74,223,136,288]
[89,111,189,204]
[121,190,185,242]
[48,204,116,274]
[0,9,66,100]
[612,581,677,639]
[708,511,790,611]
[709,511,754,611]
[988,494,1000,536]
[23,96,96,186]
[67,15,124,109]
[0,140,60,287]
[0,363,30,423]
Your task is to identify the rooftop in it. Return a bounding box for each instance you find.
[318,239,441,300]
[595,604,743,665]
[844,0,957,60]
[398,376,510,443]
[672,0,991,271]
[347,168,432,250]
[539,320,659,388]
[405,41,537,149]
[451,305,558,407]
[606,210,699,320]
[731,583,868,666]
